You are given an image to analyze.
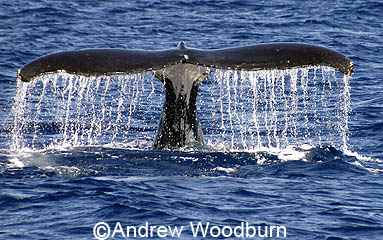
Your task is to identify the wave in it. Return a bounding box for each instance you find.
[1,143,380,179]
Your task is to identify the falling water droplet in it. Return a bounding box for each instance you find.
[10,66,351,152]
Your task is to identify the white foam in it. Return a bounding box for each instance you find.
[212,166,237,174]
[7,157,25,168]
[343,148,383,163]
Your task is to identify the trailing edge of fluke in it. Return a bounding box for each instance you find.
[17,42,353,149]
[18,42,353,82]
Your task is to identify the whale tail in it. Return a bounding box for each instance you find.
[17,42,353,149]
[153,63,209,149]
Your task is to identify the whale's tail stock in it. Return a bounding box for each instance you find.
[17,42,353,149]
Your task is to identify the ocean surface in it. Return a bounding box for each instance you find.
[1,0,383,239]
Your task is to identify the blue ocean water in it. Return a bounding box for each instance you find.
[1,0,383,239]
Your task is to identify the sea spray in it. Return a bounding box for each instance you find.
[11,67,350,152]
[207,67,350,151]
[11,72,159,150]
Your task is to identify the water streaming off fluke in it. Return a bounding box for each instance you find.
[206,67,351,151]
[11,67,351,152]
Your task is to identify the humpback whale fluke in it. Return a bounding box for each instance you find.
[17,42,353,149]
